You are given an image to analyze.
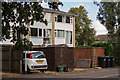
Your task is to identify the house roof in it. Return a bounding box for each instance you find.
[43,8,75,16]
[94,35,108,42]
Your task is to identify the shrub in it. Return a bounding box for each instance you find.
[91,42,113,56]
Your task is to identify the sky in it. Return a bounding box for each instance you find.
[59,2,99,21]
[41,0,108,36]
[42,0,100,21]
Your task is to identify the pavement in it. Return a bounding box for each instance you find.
[2,67,120,79]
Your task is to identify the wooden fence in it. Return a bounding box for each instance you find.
[2,45,105,73]
[33,47,74,71]
[2,45,23,73]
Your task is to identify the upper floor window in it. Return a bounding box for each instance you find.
[70,17,73,24]
[57,15,62,22]
[66,16,70,23]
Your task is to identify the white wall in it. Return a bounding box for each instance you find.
[29,20,52,45]
[55,22,73,31]
[30,37,43,45]
[55,37,65,44]
[1,12,74,47]
[30,22,52,29]
[55,22,74,47]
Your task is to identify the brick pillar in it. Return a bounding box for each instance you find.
[92,48,98,67]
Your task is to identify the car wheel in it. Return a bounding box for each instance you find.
[27,66,31,74]
[40,69,45,72]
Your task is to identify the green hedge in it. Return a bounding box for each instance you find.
[91,42,113,56]
[76,42,113,56]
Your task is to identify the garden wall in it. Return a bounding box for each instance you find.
[74,47,105,67]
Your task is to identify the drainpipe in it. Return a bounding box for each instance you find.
[73,16,75,47]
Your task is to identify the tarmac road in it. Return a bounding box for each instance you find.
[2,67,120,79]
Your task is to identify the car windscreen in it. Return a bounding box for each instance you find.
[32,52,45,59]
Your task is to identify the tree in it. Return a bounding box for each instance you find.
[94,1,120,65]
[94,2,120,42]
[2,2,48,50]
[2,1,62,50]
[68,6,96,47]
[48,2,63,10]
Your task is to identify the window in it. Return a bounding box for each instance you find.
[55,30,65,38]
[32,52,44,59]
[70,17,73,23]
[30,28,42,37]
[55,16,57,22]
[31,28,38,36]
[39,29,42,37]
[43,29,51,44]
[44,29,51,37]
[66,16,70,23]
[57,15,62,22]
[58,30,64,38]
[70,31,72,44]
[66,31,72,44]
[55,30,57,37]
[43,38,51,44]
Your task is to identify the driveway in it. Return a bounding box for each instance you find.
[2,67,120,79]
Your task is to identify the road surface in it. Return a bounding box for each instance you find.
[2,67,120,79]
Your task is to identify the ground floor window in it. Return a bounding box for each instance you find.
[43,29,52,44]
[55,30,65,38]
[39,29,42,37]
[44,29,51,38]
[66,31,72,44]
[30,28,42,37]
[43,38,51,44]
[30,28,38,36]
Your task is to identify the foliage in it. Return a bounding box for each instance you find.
[68,6,96,47]
[2,2,48,51]
[94,2,120,43]
[76,45,91,48]
[91,42,113,56]
[48,2,63,10]
[2,1,62,51]
[94,1,120,65]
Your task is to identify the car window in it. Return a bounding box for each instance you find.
[32,52,45,59]
[26,54,30,58]
[36,55,44,58]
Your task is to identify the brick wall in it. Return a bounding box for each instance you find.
[74,47,105,67]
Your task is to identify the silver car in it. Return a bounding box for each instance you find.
[23,51,48,73]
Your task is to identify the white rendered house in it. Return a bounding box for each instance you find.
[1,8,75,47]
[29,8,75,47]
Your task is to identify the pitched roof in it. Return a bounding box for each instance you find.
[43,8,75,16]
[95,35,108,42]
